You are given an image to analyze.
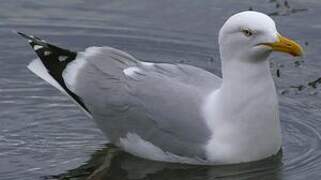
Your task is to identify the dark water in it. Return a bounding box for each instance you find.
[0,0,320,179]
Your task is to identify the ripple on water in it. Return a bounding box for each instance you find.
[1,1,321,179]
[279,103,321,179]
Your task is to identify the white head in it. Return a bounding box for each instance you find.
[218,11,303,62]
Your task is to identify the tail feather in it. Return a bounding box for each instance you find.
[18,32,91,116]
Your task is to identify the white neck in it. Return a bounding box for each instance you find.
[222,58,271,85]
[203,57,282,164]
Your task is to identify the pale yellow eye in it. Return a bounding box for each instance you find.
[241,28,253,37]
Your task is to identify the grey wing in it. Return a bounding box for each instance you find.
[73,47,222,158]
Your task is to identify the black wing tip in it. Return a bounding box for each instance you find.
[16,31,34,40]
[16,31,89,114]
[16,31,47,45]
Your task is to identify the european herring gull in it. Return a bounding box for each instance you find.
[18,11,303,165]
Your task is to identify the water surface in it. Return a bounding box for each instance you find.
[0,0,321,179]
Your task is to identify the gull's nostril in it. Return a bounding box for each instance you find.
[286,43,292,47]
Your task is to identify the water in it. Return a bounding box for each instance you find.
[0,0,320,179]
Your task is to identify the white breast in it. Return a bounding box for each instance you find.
[202,80,282,164]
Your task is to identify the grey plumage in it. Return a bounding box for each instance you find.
[73,47,221,158]
[19,32,222,159]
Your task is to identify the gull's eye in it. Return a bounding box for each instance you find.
[241,28,253,37]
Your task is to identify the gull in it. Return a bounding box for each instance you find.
[18,11,303,165]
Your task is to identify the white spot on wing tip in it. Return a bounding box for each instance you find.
[44,51,51,56]
[141,62,154,67]
[58,56,68,62]
[123,67,140,77]
[33,45,43,51]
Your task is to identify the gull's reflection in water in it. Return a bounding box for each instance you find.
[46,144,283,180]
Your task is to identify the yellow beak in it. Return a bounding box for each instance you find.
[261,34,303,57]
